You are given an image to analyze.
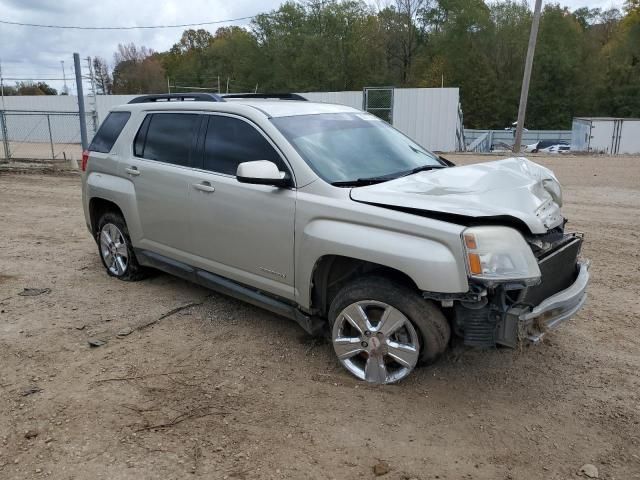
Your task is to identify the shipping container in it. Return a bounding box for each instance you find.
[571,117,640,154]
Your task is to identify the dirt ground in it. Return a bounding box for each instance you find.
[4,142,82,162]
[1,154,639,480]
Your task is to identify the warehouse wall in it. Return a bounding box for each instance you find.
[392,88,460,152]
[1,88,462,152]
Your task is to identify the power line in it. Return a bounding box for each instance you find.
[2,77,68,81]
[0,14,264,30]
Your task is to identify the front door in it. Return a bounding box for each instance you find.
[188,114,296,300]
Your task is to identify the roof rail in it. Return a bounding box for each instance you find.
[221,93,307,101]
[127,93,224,104]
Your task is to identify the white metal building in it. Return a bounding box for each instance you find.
[301,88,463,151]
[571,117,640,154]
[1,88,464,152]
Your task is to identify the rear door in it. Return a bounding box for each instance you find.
[124,112,203,258]
[187,113,296,300]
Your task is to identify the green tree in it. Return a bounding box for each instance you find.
[526,5,585,128]
[596,0,640,116]
[102,0,640,128]
[112,43,166,94]
[13,81,57,95]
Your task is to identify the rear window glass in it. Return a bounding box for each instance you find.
[135,113,199,167]
[88,112,131,153]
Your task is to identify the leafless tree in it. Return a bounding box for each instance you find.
[93,57,113,95]
[113,43,154,65]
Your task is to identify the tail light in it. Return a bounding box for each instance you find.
[81,150,89,171]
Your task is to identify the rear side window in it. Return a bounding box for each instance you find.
[135,113,200,167]
[88,111,130,153]
[202,115,284,175]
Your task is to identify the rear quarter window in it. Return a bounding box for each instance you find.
[89,111,131,153]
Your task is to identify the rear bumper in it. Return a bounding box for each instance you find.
[518,260,590,342]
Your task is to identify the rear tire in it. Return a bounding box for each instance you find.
[328,276,450,383]
[96,212,147,281]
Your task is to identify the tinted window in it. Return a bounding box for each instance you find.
[89,111,130,153]
[203,116,283,175]
[133,115,151,157]
[137,113,199,166]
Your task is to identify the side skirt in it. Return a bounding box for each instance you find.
[135,249,325,336]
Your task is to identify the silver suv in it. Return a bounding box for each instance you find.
[81,93,590,384]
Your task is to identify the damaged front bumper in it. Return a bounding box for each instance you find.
[497,260,590,346]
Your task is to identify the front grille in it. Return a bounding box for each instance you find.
[521,236,582,306]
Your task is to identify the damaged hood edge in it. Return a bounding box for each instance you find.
[349,157,564,234]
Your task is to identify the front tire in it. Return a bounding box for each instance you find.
[96,212,147,281]
[328,276,450,384]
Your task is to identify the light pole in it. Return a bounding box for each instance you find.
[61,60,69,95]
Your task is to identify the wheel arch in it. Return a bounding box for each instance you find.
[89,197,124,237]
[310,255,420,318]
[85,172,142,245]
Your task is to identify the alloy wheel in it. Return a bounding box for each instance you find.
[332,300,420,384]
[99,223,129,276]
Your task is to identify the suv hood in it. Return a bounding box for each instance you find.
[350,157,564,234]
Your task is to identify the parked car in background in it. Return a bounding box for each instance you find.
[541,144,571,154]
[524,140,569,153]
[81,93,590,384]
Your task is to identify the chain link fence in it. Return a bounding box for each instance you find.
[0,110,96,162]
[363,87,394,124]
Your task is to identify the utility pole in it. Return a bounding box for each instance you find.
[217,75,220,94]
[513,0,543,154]
[61,60,69,95]
[0,58,6,109]
[167,77,171,94]
[226,77,229,94]
[0,58,9,161]
[86,56,99,133]
[73,53,88,151]
[86,57,96,96]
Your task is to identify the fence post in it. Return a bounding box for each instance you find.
[46,114,55,159]
[73,53,88,151]
[0,110,9,160]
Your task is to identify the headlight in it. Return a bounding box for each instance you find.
[462,226,541,285]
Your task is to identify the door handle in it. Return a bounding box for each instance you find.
[193,181,215,193]
[125,166,140,176]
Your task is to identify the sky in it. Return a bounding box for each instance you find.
[0,0,626,95]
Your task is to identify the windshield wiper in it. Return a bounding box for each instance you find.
[331,164,447,187]
[331,175,395,187]
[399,164,447,177]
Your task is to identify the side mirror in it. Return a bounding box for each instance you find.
[236,160,291,188]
